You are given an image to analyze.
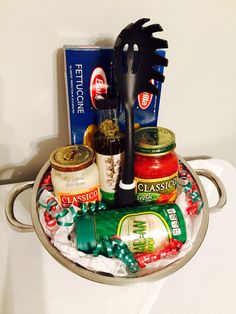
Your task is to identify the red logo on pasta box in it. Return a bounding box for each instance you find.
[138,92,153,109]
[90,67,108,108]
[138,80,155,109]
[59,186,100,207]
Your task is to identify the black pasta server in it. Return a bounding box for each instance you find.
[113,18,168,207]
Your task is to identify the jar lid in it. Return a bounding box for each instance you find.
[134,127,176,155]
[50,145,95,172]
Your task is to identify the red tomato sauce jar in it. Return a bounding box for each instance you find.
[134,127,179,205]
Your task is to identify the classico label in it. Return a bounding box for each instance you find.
[135,172,178,204]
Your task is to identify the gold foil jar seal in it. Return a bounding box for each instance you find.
[50,145,95,172]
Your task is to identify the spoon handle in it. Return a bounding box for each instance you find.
[123,105,134,184]
[115,105,136,207]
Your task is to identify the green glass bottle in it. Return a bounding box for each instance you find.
[94,97,125,207]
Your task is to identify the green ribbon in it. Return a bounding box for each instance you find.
[38,195,108,227]
[77,202,107,216]
[93,237,114,258]
[37,184,53,196]
[178,163,204,214]
[38,198,57,211]
[55,209,75,227]
[93,237,139,273]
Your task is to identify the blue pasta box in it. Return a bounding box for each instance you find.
[64,46,113,146]
[64,45,166,145]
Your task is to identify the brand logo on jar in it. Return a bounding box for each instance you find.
[136,177,177,194]
[59,186,100,206]
[90,67,108,109]
[138,80,155,109]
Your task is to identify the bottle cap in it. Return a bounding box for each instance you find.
[75,214,97,253]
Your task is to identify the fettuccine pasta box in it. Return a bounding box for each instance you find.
[63,45,166,145]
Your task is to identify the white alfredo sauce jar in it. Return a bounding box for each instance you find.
[50,145,100,207]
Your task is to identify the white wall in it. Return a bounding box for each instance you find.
[1,0,235,184]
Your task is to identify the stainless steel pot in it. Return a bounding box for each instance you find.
[5,157,226,285]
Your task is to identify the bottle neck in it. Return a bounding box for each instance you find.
[99,108,118,124]
[94,107,125,155]
[98,108,120,138]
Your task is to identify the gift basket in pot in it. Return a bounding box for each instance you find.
[5,18,227,285]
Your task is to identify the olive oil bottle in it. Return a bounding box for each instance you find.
[94,97,125,207]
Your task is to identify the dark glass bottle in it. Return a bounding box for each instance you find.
[94,107,125,207]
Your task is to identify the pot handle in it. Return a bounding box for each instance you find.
[5,181,35,233]
[195,169,227,213]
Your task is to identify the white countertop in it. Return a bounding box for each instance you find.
[1,159,236,314]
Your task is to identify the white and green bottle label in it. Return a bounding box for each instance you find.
[94,204,187,255]
[96,152,124,204]
[116,205,186,253]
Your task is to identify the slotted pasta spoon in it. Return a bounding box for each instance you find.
[113,18,168,206]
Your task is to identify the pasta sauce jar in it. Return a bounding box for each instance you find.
[134,127,178,205]
[50,145,100,207]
